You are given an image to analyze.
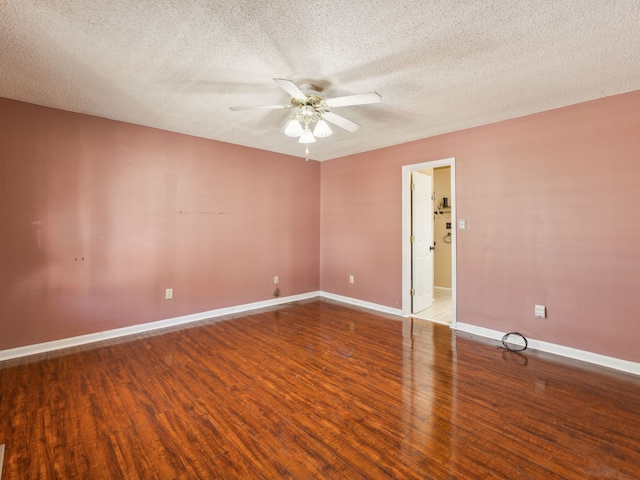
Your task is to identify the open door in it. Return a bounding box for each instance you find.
[411,171,434,313]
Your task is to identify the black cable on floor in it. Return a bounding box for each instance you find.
[501,332,528,351]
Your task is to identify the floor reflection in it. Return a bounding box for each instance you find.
[403,318,455,475]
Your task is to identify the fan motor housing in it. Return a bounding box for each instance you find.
[291,94,324,109]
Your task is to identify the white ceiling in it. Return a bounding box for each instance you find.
[2,1,640,161]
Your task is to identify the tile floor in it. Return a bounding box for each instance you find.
[412,287,452,324]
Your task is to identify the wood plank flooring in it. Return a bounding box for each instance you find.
[1,299,640,479]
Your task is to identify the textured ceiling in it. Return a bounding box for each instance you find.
[2,1,640,161]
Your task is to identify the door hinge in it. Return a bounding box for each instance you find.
[410,235,415,243]
[410,182,415,191]
[410,288,415,296]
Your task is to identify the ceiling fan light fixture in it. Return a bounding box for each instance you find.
[284,117,303,137]
[313,118,332,138]
[300,105,314,117]
[229,78,381,151]
[299,129,316,143]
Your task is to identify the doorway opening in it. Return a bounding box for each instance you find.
[401,158,456,327]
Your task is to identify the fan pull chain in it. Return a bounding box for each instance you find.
[305,146,310,161]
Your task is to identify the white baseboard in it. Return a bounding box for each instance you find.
[3,294,638,378]
[0,291,399,362]
[456,322,640,376]
[0,443,4,480]
[0,292,320,362]
[319,291,403,317]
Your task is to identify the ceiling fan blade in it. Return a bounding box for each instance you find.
[322,111,361,132]
[324,92,382,108]
[273,78,307,101]
[229,104,289,111]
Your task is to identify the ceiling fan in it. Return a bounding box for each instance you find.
[230,78,381,147]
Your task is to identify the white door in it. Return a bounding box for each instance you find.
[411,172,434,313]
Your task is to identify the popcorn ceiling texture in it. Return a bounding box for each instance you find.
[1,0,639,161]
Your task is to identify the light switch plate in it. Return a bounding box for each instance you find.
[458,219,466,230]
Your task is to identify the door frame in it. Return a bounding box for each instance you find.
[401,157,457,327]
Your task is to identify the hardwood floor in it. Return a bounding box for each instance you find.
[1,299,640,479]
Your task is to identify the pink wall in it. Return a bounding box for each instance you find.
[321,90,640,363]
[0,98,320,350]
[3,90,640,363]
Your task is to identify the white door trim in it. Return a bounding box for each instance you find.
[402,158,457,327]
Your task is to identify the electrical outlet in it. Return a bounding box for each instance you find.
[349,275,354,284]
[165,288,173,300]
[274,275,279,284]
[534,304,546,318]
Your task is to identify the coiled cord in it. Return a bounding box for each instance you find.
[501,332,528,351]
